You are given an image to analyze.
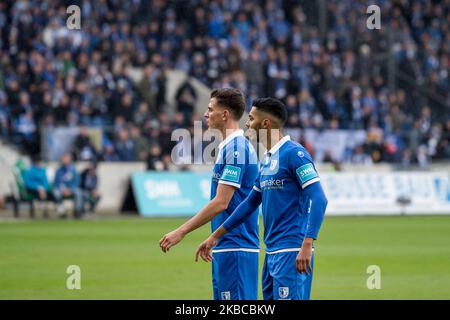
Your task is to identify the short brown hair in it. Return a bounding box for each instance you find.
[210,88,245,120]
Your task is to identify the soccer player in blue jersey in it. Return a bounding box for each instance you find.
[196,97,328,300]
[159,88,260,300]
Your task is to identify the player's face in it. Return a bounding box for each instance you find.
[246,107,264,141]
[204,98,224,130]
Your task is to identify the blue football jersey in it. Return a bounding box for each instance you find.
[253,136,321,252]
[211,130,260,250]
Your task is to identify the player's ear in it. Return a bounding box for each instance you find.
[222,109,229,121]
[261,118,270,129]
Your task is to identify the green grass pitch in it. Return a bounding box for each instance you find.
[0,215,449,299]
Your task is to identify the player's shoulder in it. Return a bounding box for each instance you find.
[232,134,248,144]
[283,140,314,163]
[284,140,310,156]
[228,135,255,152]
[223,135,257,164]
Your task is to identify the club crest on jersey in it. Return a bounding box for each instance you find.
[279,287,289,299]
[297,151,305,158]
[270,160,278,171]
[221,291,231,300]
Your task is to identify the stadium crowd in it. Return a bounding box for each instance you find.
[0,0,449,168]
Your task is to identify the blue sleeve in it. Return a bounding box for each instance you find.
[54,169,62,187]
[222,188,262,232]
[218,139,248,188]
[288,147,326,239]
[23,169,34,190]
[71,167,80,189]
[24,168,49,190]
[252,168,262,192]
[42,170,50,190]
[303,181,328,240]
[289,148,320,189]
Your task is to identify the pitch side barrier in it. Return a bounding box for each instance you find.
[2,162,448,214]
[131,170,450,216]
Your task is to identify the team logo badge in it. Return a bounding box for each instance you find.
[221,291,231,300]
[298,151,305,158]
[233,151,240,158]
[279,287,289,299]
[270,160,278,171]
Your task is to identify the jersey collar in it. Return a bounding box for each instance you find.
[218,129,244,150]
[265,135,291,156]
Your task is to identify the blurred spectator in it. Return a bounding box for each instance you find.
[72,126,98,162]
[350,145,373,165]
[0,93,9,140]
[52,153,83,218]
[130,125,149,161]
[102,143,120,162]
[80,162,101,215]
[115,93,135,123]
[244,50,264,94]
[159,117,177,157]
[175,79,198,124]
[133,102,151,127]
[13,110,38,155]
[115,128,136,161]
[138,64,159,115]
[436,120,450,159]
[23,156,52,216]
[362,129,384,163]
[146,144,164,171]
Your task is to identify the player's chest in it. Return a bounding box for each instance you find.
[259,156,294,190]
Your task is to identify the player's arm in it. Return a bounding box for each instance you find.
[160,140,250,252]
[195,187,262,262]
[159,183,236,252]
[290,150,328,274]
[297,181,328,274]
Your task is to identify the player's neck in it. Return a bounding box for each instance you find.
[265,130,284,151]
[221,123,240,140]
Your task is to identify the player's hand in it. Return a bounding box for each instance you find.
[296,238,313,274]
[159,229,184,253]
[195,236,217,263]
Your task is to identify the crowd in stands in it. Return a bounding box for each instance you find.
[0,0,449,168]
